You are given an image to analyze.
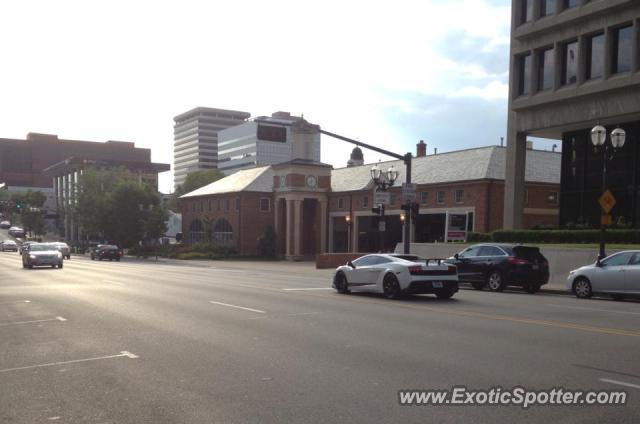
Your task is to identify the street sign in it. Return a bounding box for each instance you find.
[601,214,612,226]
[401,183,417,202]
[598,190,616,214]
[378,221,386,232]
[374,191,391,205]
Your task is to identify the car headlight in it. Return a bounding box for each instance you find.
[569,269,576,275]
[29,255,36,259]
[57,252,62,258]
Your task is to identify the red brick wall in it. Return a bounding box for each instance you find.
[0,135,154,188]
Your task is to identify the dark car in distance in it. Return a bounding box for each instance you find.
[448,244,549,293]
[90,245,123,261]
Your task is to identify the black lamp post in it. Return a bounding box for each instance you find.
[370,164,398,252]
[590,124,626,260]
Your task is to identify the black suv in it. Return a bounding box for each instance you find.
[448,244,549,293]
[90,245,123,261]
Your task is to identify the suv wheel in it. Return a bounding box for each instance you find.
[471,282,485,290]
[525,283,541,294]
[486,271,505,292]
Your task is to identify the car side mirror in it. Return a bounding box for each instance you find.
[347,260,355,269]
[454,253,459,260]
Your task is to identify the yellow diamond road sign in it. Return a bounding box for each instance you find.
[599,190,616,214]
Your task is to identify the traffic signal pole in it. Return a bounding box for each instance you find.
[403,154,412,255]
[254,120,415,254]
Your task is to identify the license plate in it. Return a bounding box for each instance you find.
[432,282,443,288]
[532,265,539,270]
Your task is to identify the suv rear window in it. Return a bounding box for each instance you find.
[513,246,544,262]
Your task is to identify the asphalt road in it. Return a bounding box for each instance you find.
[1,251,639,424]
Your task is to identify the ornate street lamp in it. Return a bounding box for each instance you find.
[591,125,626,260]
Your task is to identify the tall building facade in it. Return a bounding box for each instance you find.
[173,107,250,189]
[217,112,321,174]
[504,0,640,229]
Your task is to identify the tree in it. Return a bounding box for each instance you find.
[9,190,47,237]
[257,225,276,258]
[74,166,168,247]
[170,169,225,210]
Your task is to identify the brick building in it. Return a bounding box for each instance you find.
[180,132,561,257]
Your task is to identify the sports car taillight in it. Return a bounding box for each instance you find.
[507,256,530,265]
[408,265,423,274]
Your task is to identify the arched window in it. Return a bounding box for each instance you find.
[189,219,205,244]
[212,218,233,246]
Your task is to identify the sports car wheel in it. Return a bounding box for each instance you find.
[58,263,63,269]
[573,278,593,299]
[486,271,505,292]
[334,272,349,294]
[382,273,402,299]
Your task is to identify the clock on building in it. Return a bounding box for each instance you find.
[306,175,317,189]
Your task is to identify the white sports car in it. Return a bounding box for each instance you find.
[332,254,459,299]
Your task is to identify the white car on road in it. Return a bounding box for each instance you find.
[333,254,458,299]
[567,250,640,299]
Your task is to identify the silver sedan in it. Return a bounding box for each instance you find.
[566,250,640,299]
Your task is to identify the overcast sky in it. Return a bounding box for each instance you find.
[1,0,530,193]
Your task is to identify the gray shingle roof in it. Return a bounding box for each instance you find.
[179,146,561,197]
[331,146,560,192]
[179,166,274,198]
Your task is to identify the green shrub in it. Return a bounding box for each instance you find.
[467,232,491,242]
[176,252,211,260]
[256,225,276,258]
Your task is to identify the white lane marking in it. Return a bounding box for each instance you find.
[0,316,66,327]
[0,351,139,373]
[546,303,640,316]
[102,280,126,286]
[282,288,333,291]
[599,378,640,390]
[209,301,265,314]
[0,300,30,305]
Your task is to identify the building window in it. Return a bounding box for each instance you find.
[212,218,234,247]
[519,0,533,24]
[561,40,578,85]
[363,196,369,208]
[338,198,344,209]
[538,47,555,91]
[548,191,559,205]
[586,33,605,80]
[612,25,633,74]
[437,191,445,204]
[260,198,271,212]
[217,199,221,211]
[208,199,212,212]
[225,199,230,212]
[235,197,240,211]
[517,53,532,96]
[525,189,529,206]
[191,202,195,213]
[541,0,555,17]
[188,219,205,244]
[390,194,396,205]
[562,0,578,10]
[420,191,428,204]
[455,189,464,204]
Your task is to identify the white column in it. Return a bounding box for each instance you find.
[274,197,280,235]
[286,199,293,256]
[293,199,302,257]
[352,216,359,253]
[444,210,450,243]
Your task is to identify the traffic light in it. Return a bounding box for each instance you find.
[15,201,21,212]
